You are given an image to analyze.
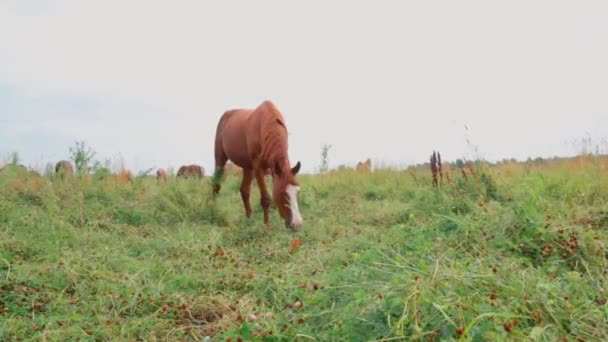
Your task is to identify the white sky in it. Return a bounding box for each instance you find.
[1,1,607,174]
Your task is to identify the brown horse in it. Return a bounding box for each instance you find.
[356,158,372,172]
[115,169,133,184]
[55,160,74,178]
[156,168,168,183]
[177,164,204,179]
[212,100,303,229]
[0,164,28,174]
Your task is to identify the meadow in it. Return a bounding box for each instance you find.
[0,155,607,341]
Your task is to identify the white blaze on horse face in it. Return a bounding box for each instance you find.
[286,184,302,228]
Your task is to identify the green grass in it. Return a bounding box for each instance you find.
[0,158,607,341]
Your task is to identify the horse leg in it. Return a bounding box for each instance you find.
[240,169,254,218]
[254,168,272,226]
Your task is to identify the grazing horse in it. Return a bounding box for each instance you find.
[177,164,204,179]
[212,100,303,229]
[55,160,74,178]
[115,169,133,184]
[156,168,168,183]
[0,164,28,175]
[356,158,372,172]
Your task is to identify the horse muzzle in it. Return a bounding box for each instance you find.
[287,217,303,230]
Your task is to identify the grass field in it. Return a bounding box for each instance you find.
[0,156,607,341]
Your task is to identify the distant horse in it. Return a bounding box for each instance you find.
[177,164,204,179]
[156,168,168,183]
[115,169,133,184]
[356,158,372,172]
[55,160,74,178]
[212,100,303,229]
[0,164,28,174]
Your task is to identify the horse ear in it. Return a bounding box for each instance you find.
[291,161,301,175]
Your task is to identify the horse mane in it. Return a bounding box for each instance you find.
[259,101,289,168]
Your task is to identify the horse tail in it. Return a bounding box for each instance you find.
[212,112,229,192]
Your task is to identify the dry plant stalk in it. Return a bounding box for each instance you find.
[430,151,441,187]
[438,152,444,186]
[460,168,468,180]
[460,159,486,196]
[430,151,447,187]
[465,161,478,180]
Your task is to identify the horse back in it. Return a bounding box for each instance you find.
[215,101,287,170]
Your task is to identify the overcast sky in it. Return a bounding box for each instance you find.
[1,1,607,174]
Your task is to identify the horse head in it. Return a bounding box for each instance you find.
[271,160,302,229]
